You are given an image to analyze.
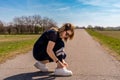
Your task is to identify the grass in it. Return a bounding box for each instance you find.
[0,35,39,63]
[98,31,120,39]
[86,29,120,60]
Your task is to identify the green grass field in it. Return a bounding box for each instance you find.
[86,29,120,60]
[0,35,39,63]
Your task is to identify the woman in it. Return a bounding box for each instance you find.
[33,23,75,76]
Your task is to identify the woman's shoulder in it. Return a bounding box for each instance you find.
[46,29,58,35]
[45,30,59,42]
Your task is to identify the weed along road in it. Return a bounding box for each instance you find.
[0,29,120,80]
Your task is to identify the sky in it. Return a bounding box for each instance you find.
[0,0,120,27]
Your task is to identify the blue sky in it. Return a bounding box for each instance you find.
[0,0,120,27]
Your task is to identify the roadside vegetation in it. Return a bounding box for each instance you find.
[0,35,39,63]
[98,31,120,39]
[0,14,57,63]
[86,29,120,61]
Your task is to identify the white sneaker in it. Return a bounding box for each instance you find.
[54,68,73,76]
[34,61,48,72]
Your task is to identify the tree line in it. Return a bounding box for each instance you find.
[0,15,57,34]
[87,25,120,31]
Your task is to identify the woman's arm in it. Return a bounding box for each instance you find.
[47,41,65,68]
[47,41,58,62]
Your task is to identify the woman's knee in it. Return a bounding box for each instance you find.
[57,54,67,62]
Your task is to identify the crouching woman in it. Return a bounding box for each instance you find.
[33,23,75,76]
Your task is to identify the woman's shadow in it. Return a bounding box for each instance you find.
[4,71,56,80]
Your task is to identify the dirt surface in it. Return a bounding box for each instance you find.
[0,29,120,80]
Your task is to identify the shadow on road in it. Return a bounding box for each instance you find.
[3,71,56,80]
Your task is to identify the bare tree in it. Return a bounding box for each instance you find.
[0,20,4,34]
[0,15,57,34]
[13,17,23,34]
[0,20,3,26]
[42,17,57,31]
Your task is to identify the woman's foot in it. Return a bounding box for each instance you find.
[34,61,48,72]
[54,67,73,76]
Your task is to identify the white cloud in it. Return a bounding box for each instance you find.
[56,6,70,11]
[78,0,120,8]
[55,6,120,27]
[113,3,120,8]
[78,0,104,6]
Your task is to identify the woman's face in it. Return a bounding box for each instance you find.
[61,30,72,39]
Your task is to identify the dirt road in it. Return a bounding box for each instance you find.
[0,29,120,80]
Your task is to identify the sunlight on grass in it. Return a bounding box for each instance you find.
[86,29,120,55]
[0,35,39,63]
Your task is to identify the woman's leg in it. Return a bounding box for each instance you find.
[40,60,49,64]
[57,53,66,61]
[56,54,66,68]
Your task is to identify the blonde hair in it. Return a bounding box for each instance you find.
[50,27,58,31]
[50,23,75,41]
[59,23,75,41]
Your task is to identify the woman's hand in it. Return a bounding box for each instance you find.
[57,61,66,68]
[56,60,69,68]
[62,60,68,67]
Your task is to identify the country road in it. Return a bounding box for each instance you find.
[0,29,120,80]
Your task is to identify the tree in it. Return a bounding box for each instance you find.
[0,14,57,34]
[34,25,42,34]
[87,25,93,29]
[42,17,57,31]
[0,20,4,34]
